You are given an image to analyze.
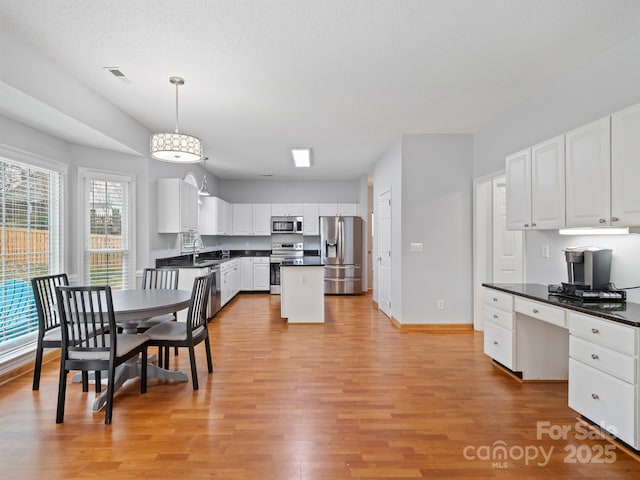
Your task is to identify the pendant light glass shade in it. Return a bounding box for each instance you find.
[150,76,203,163]
[199,157,210,196]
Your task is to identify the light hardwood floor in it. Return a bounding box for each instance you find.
[0,293,637,479]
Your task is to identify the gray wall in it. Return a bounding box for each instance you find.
[219,179,360,203]
[401,134,473,324]
[473,29,640,302]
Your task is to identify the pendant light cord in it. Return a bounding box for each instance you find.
[174,81,180,134]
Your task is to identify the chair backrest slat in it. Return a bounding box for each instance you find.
[142,268,179,290]
[31,274,69,333]
[56,285,115,354]
[187,274,212,335]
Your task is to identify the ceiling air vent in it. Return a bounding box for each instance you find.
[103,67,130,83]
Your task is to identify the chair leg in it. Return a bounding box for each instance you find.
[188,345,199,390]
[56,367,68,424]
[95,371,102,393]
[141,349,147,394]
[204,336,213,373]
[32,342,44,390]
[157,346,163,368]
[81,371,89,392]
[164,347,170,370]
[105,365,116,425]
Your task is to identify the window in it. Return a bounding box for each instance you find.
[81,170,135,290]
[0,157,63,352]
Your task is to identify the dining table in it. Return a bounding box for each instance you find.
[71,288,193,412]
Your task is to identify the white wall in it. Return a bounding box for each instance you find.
[219,179,360,203]
[473,29,640,302]
[401,134,474,324]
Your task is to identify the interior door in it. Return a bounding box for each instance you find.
[492,176,524,283]
[377,189,392,317]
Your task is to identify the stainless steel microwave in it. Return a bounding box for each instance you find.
[271,216,303,234]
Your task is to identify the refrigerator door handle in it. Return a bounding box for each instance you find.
[338,218,345,263]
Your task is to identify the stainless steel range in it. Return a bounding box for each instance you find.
[270,235,303,294]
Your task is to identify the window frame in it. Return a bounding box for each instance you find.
[78,167,136,290]
[0,146,66,363]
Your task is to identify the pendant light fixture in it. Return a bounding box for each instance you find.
[199,157,211,196]
[150,76,203,163]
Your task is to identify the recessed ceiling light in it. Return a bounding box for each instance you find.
[291,148,311,168]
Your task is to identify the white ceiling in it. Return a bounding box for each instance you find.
[1,0,640,180]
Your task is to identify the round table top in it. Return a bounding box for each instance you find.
[110,289,192,322]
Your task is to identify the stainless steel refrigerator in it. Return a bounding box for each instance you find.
[320,216,363,294]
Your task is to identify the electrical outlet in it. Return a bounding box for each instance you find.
[437,300,445,310]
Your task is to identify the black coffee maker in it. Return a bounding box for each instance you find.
[563,246,612,292]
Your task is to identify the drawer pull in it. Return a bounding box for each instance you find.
[492,297,498,302]
[591,393,599,400]
[591,328,599,334]
[591,354,599,360]
[493,341,499,345]
[493,314,498,319]
[532,308,539,314]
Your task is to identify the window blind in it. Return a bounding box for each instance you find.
[0,158,62,349]
[84,177,132,290]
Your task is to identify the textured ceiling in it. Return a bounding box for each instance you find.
[1,0,640,179]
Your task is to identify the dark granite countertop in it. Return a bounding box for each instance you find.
[281,257,324,267]
[483,283,640,327]
[156,250,271,268]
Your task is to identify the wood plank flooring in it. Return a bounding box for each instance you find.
[0,293,638,479]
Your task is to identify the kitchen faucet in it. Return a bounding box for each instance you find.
[192,236,202,265]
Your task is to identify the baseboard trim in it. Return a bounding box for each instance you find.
[390,318,473,333]
[0,350,59,386]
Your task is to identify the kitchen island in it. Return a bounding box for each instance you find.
[280,257,324,323]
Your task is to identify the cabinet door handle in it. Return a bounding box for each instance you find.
[492,297,498,302]
[591,393,599,400]
[591,354,599,360]
[611,217,619,222]
[524,223,529,228]
[532,308,539,314]
[493,314,499,319]
[531,223,537,227]
[493,341,499,345]
[591,328,599,334]
[599,218,606,224]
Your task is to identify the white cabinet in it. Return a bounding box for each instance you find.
[482,289,515,369]
[232,204,272,236]
[157,178,199,233]
[200,197,232,235]
[317,203,359,217]
[505,135,565,230]
[611,102,640,226]
[271,204,304,216]
[220,259,240,306]
[303,203,319,235]
[252,204,272,235]
[505,149,531,230]
[531,135,565,229]
[565,116,611,227]
[232,204,253,235]
[568,311,639,448]
[239,257,253,290]
[253,258,270,291]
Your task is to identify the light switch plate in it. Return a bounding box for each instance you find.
[541,244,550,258]
[410,242,423,252]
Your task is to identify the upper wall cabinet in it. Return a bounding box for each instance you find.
[505,149,531,230]
[505,135,565,231]
[271,204,304,216]
[232,203,271,236]
[565,116,611,228]
[199,196,232,235]
[317,203,360,217]
[611,102,640,226]
[157,178,199,233]
[303,203,319,236]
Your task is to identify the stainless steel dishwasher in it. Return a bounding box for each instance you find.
[209,265,222,318]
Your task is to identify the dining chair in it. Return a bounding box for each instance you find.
[30,273,68,391]
[138,267,180,365]
[144,273,213,390]
[55,285,149,424]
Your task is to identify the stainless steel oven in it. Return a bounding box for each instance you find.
[270,241,304,294]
